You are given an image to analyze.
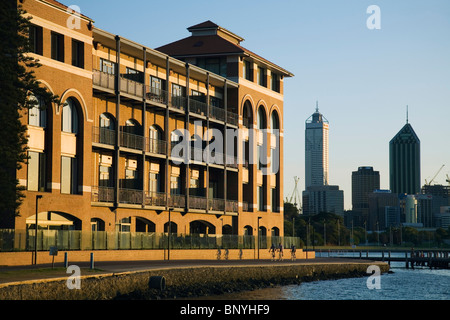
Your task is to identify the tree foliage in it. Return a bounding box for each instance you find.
[0,1,58,226]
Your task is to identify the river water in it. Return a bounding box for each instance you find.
[206,252,450,300]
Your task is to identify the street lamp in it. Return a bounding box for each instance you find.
[257,216,262,260]
[34,195,43,265]
[167,207,174,261]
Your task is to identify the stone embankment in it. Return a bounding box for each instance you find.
[0,261,389,300]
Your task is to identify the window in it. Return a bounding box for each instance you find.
[51,32,64,62]
[210,96,222,108]
[99,165,113,187]
[124,67,144,83]
[100,58,115,75]
[257,66,266,87]
[170,175,181,195]
[272,188,279,212]
[72,39,84,68]
[29,25,43,55]
[27,151,46,191]
[271,73,280,93]
[243,60,253,81]
[61,156,78,194]
[258,186,264,211]
[191,89,205,103]
[150,76,165,94]
[196,57,227,77]
[149,172,160,193]
[62,98,79,134]
[28,95,46,127]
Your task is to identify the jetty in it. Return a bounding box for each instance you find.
[318,248,450,269]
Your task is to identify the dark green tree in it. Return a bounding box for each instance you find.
[0,1,59,227]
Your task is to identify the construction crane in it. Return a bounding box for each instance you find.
[286,176,301,210]
[425,164,445,185]
[446,174,450,185]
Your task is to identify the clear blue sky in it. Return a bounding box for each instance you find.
[73,0,450,210]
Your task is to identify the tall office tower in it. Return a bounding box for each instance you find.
[389,119,421,195]
[302,104,343,215]
[352,167,380,219]
[305,103,329,189]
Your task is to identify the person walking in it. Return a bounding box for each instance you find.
[269,243,276,261]
[290,245,296,261]
[278,243,283,261]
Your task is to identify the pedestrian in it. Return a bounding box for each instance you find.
[278,243,283,261]
[290,245,296,261]
[269,243,276,261]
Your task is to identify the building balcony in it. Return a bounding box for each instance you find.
[91,186,115,203]
[92,126,115,146]
[144,191,166,207]
[93,69,115,91]
[189,98,207,117]
[120,130,145,151]
[147,137,167,155]
[168,193,186,209]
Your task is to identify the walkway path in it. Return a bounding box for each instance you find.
[0,257,377,285]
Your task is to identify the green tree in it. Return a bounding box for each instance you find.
[0,1,58,227]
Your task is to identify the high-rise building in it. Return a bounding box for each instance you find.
[368,190,400,231]
[302,104,343,215]
[352,167,380,220]
[389,120,421,195]
[305,103,329,189]
[302,185,344,216]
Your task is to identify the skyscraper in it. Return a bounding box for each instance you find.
[352,166,380,219]
[389,119,421,195]
[305,102,329,189]
[302,103,343,215]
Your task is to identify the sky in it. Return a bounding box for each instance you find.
[72,0,450,210]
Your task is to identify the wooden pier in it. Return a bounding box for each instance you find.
[318,249,450,269]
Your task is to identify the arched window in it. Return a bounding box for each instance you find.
[28,95,47,127]
[257,106,266,130]
[242,100,253,128]
[62,98,79,134]
[271,111,279,131]
[99,113,115,145]
[61,97,81,194]
[27,94,49,192]
[100,113,115,130]
[149,125,164,154]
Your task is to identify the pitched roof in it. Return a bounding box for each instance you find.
[156,21,293,77]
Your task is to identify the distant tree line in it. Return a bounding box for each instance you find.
[283,201,450,248]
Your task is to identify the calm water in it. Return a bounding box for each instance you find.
[206,253,450,300]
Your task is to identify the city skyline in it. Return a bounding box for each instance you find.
[55,0,450,210]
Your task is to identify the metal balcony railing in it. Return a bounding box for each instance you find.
[147,137,167,155]
[91,186,115,203]
[226,200,239,213]
[120,130,145,151]
[189,195,207,210]
[168,193,186,208]
[208,198,224,212]
[93,69,115,91]
[120,76,144,97]
[144,191,166,207]
[119,188,143,205]
[189,98,207,116]
[209,105,225,122]
[170,95,186,111]
[92,126,115,146]
[146,87,168,105]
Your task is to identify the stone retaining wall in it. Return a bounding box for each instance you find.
[0,261,389,300]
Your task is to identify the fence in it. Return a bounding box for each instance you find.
[0,229,302,253]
